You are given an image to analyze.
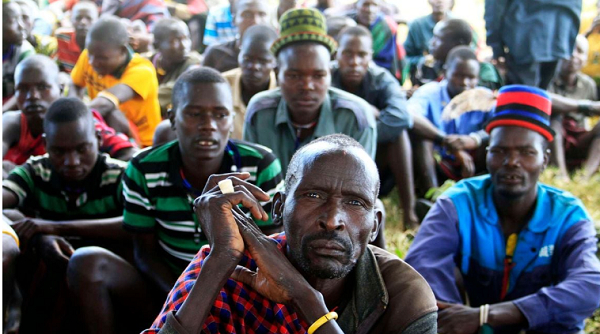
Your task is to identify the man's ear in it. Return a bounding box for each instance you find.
[272,192,286,226]
[95,129,103,149]
[370,206,383,243]
[167,107,176,130]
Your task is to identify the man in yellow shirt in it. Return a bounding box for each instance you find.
[71,16,161,147]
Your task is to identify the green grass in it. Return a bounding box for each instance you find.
[381,167,600,332]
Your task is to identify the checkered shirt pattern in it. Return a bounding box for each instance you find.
[144,233,311,334]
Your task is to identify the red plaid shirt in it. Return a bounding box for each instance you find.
[144,233,311,334]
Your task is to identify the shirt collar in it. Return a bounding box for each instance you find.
[111,45,134,79]
[275,92,336,138]
[481,179,551,233]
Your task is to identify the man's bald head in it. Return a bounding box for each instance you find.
[285,134,380,197]
[86,16,129,48]
[429,18,472,62]
[15,54,60,85]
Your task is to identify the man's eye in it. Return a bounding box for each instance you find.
[347,199,364,207]
[306,192,321,199]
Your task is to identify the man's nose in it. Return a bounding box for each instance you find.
[64,151,81,166]
[317,200,346,232]
[198,113,217,130]
[503,150,521,167]
[26,86,41,100]
[301,77,315,90]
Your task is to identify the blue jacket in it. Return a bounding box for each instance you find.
[406,175,600,333]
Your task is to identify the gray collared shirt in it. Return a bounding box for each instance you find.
[243,87,377,172]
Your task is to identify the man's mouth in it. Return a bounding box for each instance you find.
[498,174,523,184]
[195,138,219,148]
[24,104,45,113]
[309,239,347,256]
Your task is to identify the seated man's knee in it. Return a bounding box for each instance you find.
[67,246,115,287]
[3,234,20,269]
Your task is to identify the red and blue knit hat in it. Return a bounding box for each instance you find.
[485,85,555,142]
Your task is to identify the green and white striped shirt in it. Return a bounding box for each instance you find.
[122,140,284,273]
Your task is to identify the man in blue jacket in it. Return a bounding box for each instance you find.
[406,85,600,334]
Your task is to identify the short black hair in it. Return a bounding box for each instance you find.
[439,18,472,46]
[445,45,477,69]
[152,18,188,45]
[326,16,357,42]
[240,24,278,49]
[285,134,379,194]
[86,16,129,48]
[171,67,228,110]
[15,54,59,83]
[44,97,92,131]
[276,41,330,67]
[337,25,371,43]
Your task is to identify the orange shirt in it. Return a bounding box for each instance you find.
[71,49,161,146]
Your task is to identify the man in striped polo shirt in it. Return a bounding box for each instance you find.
[2,97,129,332]
[64,67,284,333]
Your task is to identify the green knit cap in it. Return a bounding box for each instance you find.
[271,8,337,56]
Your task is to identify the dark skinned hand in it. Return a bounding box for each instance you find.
[444,134,478,151]
[35,235,74,267]
[455,150,476,178]
[194,172,270,260]
[230,209,312,305]
[437,301,480,334]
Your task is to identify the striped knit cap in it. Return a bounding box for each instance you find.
[271,8,337,56]
[485,85,555,142]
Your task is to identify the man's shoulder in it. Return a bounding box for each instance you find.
[230,139,276,160]
[576,72,598,90]
[245,88,282,122]
[539,183,590,223]
[126,54,157,75]
[131,141,177,167]
[223,67,241,83]
[329,87,375,129]
[442,175,491,200]
[367,63,399,85]
[408,14,433,28]
[369,246,437,330]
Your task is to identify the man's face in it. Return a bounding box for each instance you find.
[446,58,479,98]
[560,38,588,76]
[233,0,269,38]
[170,82,234,161]
[429,23,456,62]
[281,148,379,280]
[45,118,100,183]
[72,5,98,41]
[428,0,452,15]
[278,44,331,124]
[356,0,379,26]
[336,34,372,89]
[3,2,25,45]
[238,39,275,89]
[86,40,127,76]
[487,127,549,200]
[157,23,191,65]
[17,3,34,37]
[15,66,61,125]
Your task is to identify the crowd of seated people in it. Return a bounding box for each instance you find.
[2,1,600,334]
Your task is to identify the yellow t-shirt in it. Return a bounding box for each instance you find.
[71,50,161,147]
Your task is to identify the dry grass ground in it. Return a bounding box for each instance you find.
[381,168,600,331]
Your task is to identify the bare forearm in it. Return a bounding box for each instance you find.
[411,113,444,141]
[33,217,129,240]
[291,287,343,334]
[174,251,240,333]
